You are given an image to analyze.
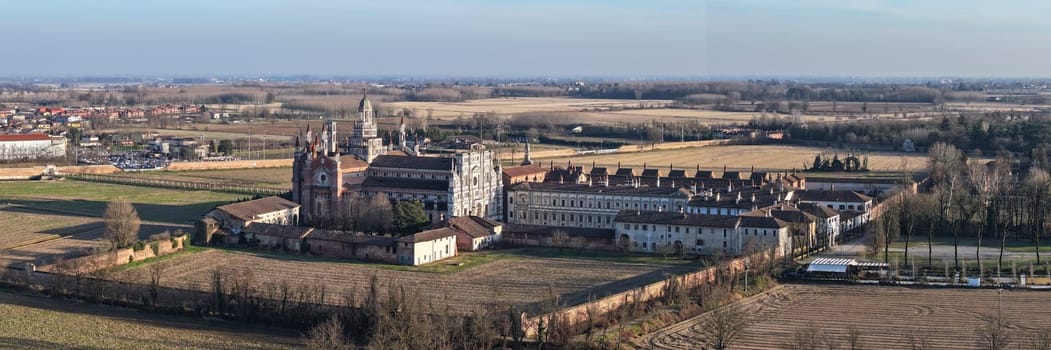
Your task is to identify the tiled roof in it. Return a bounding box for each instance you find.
[641,169,662,177]
[397,227,457,243]
[244,223,313,239]
[216,196,299,222]
[308,230,397,246]
[509,181,692,196]
[795,190,873,203]
[797,203,841,218]
[362,176,449,191]
[339,155,369,170]
[738,215,789,229]
[503,165,548,178]
[448,216,501,238]
[614,210,740,227]
[0,133,51,142]
[370,155,452,170]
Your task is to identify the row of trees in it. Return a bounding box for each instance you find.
[307,195,429,236]
[871,142,1051,277]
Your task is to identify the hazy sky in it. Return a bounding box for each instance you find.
[3,0,1050,78]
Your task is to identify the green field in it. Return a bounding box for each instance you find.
[0,180,244,224]
[0,290,300,350]
[114,167,293,188]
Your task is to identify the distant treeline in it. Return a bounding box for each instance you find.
[750,111,1051,157]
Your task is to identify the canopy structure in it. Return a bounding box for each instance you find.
[806,257,856,273]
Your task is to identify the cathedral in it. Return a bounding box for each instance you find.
[291,92,503,225]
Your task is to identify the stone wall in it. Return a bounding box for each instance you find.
[522,249,774,337]
[165,159,291,171]
[39,235,189,275]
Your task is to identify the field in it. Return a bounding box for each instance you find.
[112,167,293,189]
[639,284,1051,350]
[0,179,243,224]
[113,248,697,314]
[581,109,832,125]
[0,180,242,267]
[539,144,931,172]
[0,290,300,349]
[0,209,97,250]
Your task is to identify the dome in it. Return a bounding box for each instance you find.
[359,92,372,111]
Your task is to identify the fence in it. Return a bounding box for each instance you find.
[66,173,288,196]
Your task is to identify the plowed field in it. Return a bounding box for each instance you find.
[639,284,1051,350]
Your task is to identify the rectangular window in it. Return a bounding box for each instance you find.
[723,241,727,248]
[675,227,680,233]
[624,223,630,229]
[642,225,648,231]
[696,239,704,246]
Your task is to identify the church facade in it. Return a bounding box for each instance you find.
[291,92,503,225]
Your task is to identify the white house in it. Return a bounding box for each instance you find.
[794,190,873,232]
[798,203,842,248]
[396,228,458,266]
[613,210,791,257]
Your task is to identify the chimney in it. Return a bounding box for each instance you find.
[831,184,835,191]
[657,177,661,187]
[643,162,647,170]
[559,175,564,184]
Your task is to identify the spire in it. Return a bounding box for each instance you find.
[520,142,534,166]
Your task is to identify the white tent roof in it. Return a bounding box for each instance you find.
[806,257,856,273]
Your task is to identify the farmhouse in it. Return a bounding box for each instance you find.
[244,223,312,252]
[396,228,458,266]
[197,196,300,244]
[0,133,67,160]
[306,229,397,263]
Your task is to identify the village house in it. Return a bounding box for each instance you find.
[395,228,458,266]
[446,216,503,251]
[794,189,873,231]
[196,196,300,244]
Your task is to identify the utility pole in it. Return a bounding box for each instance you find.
[248,127,252,160]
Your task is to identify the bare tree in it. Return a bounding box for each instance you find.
[550,230,569,252]
[305,314,350,350]
[103,198,140,249]
[698,303,752,350]
[785,324,822,350]
[975,312,1012,350]
[1029,328,1051,350]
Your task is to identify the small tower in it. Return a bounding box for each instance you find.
[520,142,534,166]
[398,116,407,150]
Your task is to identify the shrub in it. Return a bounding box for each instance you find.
[132,241,146,251]
[148,231,172,242]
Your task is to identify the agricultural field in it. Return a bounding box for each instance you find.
[113,167,293,189]
[0,179,244,224]
[579,109,832,125]
[539,144,931,172]
[639,284,1051,349]
[0,290,300,349]
[113,248,697,314]
[0,209,97,250]
[384,97,674,119]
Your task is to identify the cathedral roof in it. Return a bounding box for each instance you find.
[338,155,369,170]
[361,176,449,191]
[370,155,453,170]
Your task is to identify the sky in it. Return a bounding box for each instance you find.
[3,0,1050,78]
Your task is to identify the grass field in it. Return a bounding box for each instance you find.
[0,290,300,350]
[113,248,698,314]
[639,284,1051,350]
[113,167,293,189]
[539,144,931,172]
[0,179,243,224]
